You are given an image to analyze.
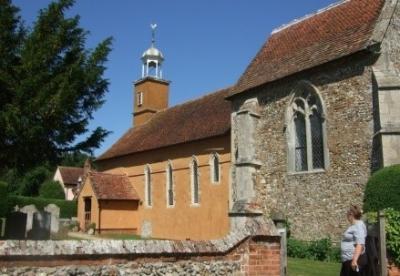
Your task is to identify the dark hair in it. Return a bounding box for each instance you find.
[348,205,362,220]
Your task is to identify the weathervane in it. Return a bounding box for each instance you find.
[150,23,157,46]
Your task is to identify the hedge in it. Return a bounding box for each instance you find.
[287,238,341,262]
[363,164,400,212]
[385,209,400,265]
[7,196,77,218]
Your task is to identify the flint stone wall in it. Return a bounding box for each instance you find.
[0,217,281,276]
[0,260,240,276]
[232,52,378,241]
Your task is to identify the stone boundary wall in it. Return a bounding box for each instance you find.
[0,217,281,276]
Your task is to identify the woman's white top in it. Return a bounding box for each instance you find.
[340,220,367,262]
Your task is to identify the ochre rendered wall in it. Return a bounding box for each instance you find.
[97,134,231,240]
[133,78,169,127]
[99,201,139,233]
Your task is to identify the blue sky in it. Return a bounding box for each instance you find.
[13,0,337,156]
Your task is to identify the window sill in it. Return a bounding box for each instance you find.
[287,169,326,176]
[190,203,200,208]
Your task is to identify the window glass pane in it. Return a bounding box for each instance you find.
[146,167,152,206]
[310,113,324,169]
[193,160,199,203]
[167,164,173,206]
[294,113,307,171]
[213,154,220,182]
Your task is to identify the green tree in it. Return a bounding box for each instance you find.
[19,166,51,197]
[39,180,65,199]
[60,151,92,167]
[0,0,112,173]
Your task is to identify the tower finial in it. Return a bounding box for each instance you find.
[150,23,157,47]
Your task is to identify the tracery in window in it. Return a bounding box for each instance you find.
[288,82,327,172]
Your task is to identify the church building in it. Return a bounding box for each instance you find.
[77,26,232,240]
[78,0,400,241]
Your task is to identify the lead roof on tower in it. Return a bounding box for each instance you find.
[141,23,164,62]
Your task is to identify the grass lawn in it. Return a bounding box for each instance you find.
[288,258,341,276]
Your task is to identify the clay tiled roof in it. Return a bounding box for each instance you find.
[88,172,139,201]
[58,166,83,186]
[231,0,385,96]
[97,87,232,161]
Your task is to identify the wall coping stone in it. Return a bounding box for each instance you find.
[0,216,279,258]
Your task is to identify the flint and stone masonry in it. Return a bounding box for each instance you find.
[230,0,400,240]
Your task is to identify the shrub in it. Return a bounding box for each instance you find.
[308,238,332,261]
[363,165,400,212]
[287,238,340,262]
[0,181,8,217]
[19,166,51,197]
[39,180,65,199]
[8,196,77,218]
[385,208,400,266]
[288,238,311,259]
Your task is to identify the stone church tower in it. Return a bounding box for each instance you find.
[133,24,170,127]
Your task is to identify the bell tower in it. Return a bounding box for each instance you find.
[133,24,170,127]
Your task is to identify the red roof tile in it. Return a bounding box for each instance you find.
[58,166,83,186]
[97,87,232,161]
[231,0,385,96]
[88,172,139,201]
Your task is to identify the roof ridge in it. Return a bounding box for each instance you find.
[89,171,127,177]
[156,85,232,114]
[271,0,350,35]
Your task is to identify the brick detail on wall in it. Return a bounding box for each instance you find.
[0,216,281,276]
[0,236,280,276]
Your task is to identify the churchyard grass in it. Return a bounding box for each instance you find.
[288,258,340,276]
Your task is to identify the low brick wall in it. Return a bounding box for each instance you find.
[389,262,400,276]
[0,217,281,276]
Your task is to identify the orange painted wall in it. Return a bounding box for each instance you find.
[133,78,169,126]
[97,134,231,240]
[77,179,140,233]
[99,200,139,232]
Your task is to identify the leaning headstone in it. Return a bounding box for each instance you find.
[5,211,27,239]
[27,211,51,240]
[20,204,38,235]
[44,204,60,234]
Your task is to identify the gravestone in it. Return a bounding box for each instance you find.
[27,211,51,240]
[20,205,38,236]
[5,212,27,239]
[0,218,5,237]
[44,204,60,234]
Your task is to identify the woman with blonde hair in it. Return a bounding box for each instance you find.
[340,205,367,276]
